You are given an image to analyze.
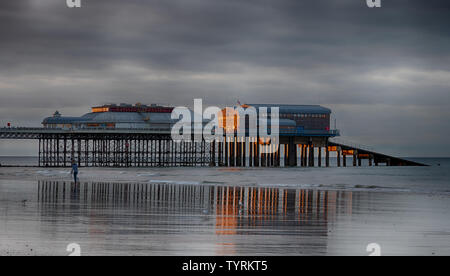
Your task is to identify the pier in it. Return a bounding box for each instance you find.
[0,127,426,167]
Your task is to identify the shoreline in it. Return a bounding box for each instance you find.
[1,165,449,196]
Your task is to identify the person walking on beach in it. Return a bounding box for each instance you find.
[71,160,79,183]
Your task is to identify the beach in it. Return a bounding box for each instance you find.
[1,159,450,256]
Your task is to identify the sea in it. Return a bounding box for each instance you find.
[0,156,449,256]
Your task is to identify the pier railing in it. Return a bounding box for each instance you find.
[0,127,340,138]
[329,137,375,152]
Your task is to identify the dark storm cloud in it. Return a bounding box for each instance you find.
[1,0,450,156]
[2,0,449,73]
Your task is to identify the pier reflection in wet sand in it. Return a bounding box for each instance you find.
[34,181,352,255]
[1,180,448,255]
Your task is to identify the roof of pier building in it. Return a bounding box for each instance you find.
[245,104,331,114]
[42,112,175,125]
[42,103,331,127]
[42,103,176,126]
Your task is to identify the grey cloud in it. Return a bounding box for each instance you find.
[0,0,450,156]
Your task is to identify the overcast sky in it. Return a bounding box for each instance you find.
[0,0,449,157]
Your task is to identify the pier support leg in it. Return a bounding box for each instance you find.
[288,138,297,167]
[56,138,60,167]
[304,145,308,167]
[318,147,322,167]
[71,138,75,164]
[77,139,81,167]
[236,139,240,167]
[243,138,246,167]
[218,141,222,166]
[38,138,41,167]
[337,150,341,167]
[225,139,229,167]
[308,145,312,167]
[284,144,288,167]
[63,138,67,167]
[255,139,260,167]
[276,146,281,167]
[210,140,216,167]
[158,139,162,167]
[308,145,311,167]
[300,145,304,167]
[269,145,275,167]
[248,137,251,167]
[230,139,235,167]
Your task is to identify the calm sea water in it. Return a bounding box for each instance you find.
[0,156,39,167]
[0,157,449,256]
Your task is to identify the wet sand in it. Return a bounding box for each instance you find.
[1,169,450,255]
